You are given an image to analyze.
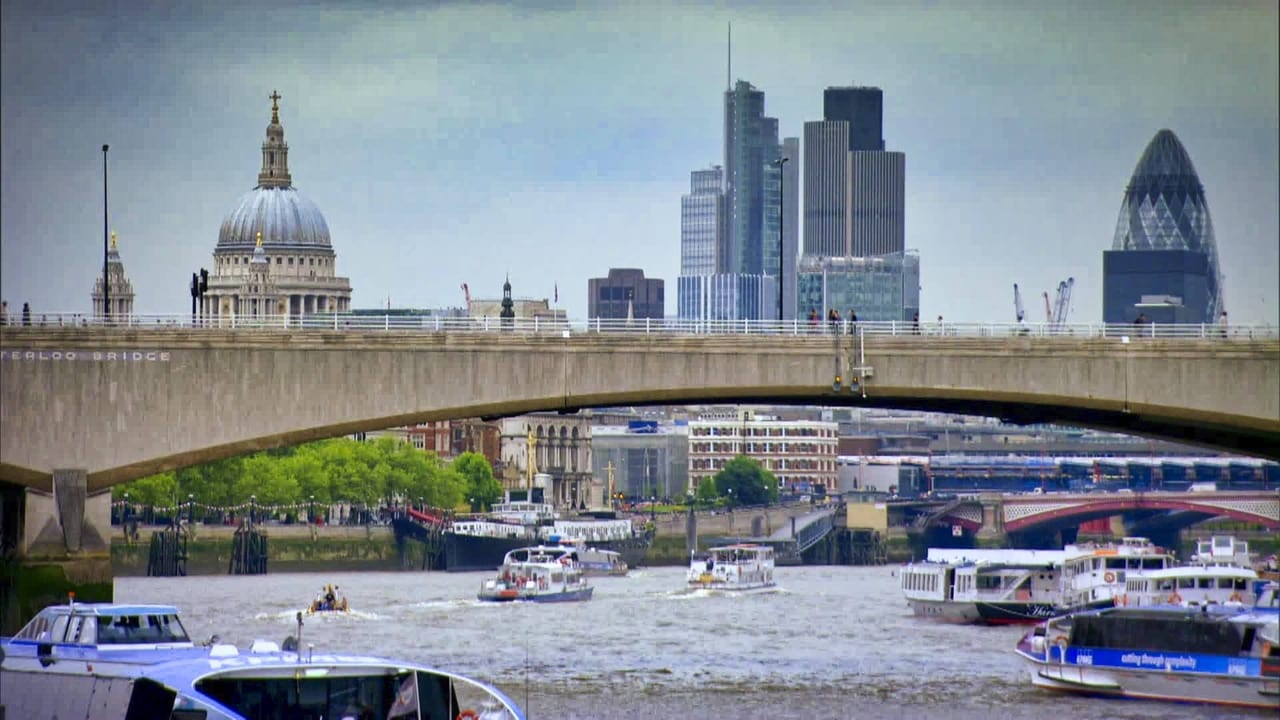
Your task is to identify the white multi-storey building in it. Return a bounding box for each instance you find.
[688,410,839,495]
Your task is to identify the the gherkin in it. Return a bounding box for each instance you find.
[1104,130,1223,324]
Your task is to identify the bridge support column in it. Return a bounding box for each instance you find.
[0,473,113,635]
[978,495,1006,543]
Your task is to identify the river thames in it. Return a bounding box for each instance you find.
[118,566,1266,719]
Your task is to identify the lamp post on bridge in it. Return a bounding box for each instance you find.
[188,494,195,526]
[309,495,315,525]
[250,494,257,525]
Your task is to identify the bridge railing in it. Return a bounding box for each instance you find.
[794,511,836,552]
[2,313,1276,340]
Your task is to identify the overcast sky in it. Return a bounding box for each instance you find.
[2,0,1277,325]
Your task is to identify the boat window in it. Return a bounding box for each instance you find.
[1178,578,1196,589]
[198,671,429,720]
[1105,559,1125,569]
[551,573,564,583]
[1141,558,1165,569]
[1197,578,1213,589]
[1216,578,1234,589]
[1233,578,1249,590]
[49,615,70,643]
[1070,615,1244,655]
[13,611,55,640]
[67,615,96,644]
[1157,579,1175,591]
[97,613,190,644]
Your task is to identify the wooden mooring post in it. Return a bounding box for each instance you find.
[146,522,189,577]
[229,520,268,575]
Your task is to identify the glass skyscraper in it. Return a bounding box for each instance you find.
[724,80,781,278]
[680,166,725,277]
[677,273,776,322]
[1103,129,1223,323]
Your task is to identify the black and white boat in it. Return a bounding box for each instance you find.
[900,537,1177,625]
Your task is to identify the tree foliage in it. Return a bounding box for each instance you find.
[112,436,495,511]
[712,455,780,506]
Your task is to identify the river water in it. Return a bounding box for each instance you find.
[117,567,1265,719]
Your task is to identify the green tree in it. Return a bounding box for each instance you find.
[694,478,720,506]
[112,471,177,508]
[712,455,779,506]
[453,452,502,510]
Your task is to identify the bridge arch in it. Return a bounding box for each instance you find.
[1003,495,1280,533]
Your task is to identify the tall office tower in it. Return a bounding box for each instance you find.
[680,166,726,277]
[801,85,910,320]
[1103,129,1223,324]
[724,80,781,278]
[803,86,904,259]
[823,86,885,151]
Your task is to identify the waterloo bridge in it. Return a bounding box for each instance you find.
[1,317,1277,631]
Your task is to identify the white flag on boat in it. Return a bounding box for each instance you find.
[386,673,418,719]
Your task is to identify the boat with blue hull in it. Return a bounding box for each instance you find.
[1,599,524,720]
[1014,583,1280,709]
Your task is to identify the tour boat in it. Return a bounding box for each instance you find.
[0,598,524,720]
[549,535,629,576]
[442,495,651,572]
[686,544,777,594]
[1119,564,1259,609]
[477,544,595,603]
[900,537,1176,625]
[1014,582,1280,709]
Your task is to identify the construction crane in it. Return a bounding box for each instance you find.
[460,283,471,313]
[1049,277,1075,332]
[1013,283,1026,323]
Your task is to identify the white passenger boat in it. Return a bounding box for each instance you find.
[0,598,524,720]
[1014,583,1280,709]
[1120,564,1258,608]
[549,535,629,577]
[686,544,777,594]
[477,544,594,603]
[900,537,1176,625]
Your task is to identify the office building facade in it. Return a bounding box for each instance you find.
[588,268,664,320]
[1103,129,1223,323]
[796,252,920,323]
[688,411,839,495]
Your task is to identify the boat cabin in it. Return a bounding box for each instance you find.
[8,603,192,648]
[1122,565,1258,608]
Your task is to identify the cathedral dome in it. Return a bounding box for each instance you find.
[214,90,333,252]
[216,186,331,249]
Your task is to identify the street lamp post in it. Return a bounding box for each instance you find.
[650,495,656,523]
[250,494,256,525]
[102,144,110,323]
[188,494,195,526]
[775,156,789,323]
[309,495,315,524]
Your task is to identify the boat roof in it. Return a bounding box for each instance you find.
[31,602,182,617]
[1133,565,1258,579]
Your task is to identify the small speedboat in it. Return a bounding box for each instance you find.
[305,583,350,614]
[1,596,525,719]
[478,545,594,603]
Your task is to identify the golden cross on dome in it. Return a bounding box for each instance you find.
[269,90,281,123]
[256,231,263,247]
[110,230,118,251]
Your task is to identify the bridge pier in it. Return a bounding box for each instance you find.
[0,473,113,635]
